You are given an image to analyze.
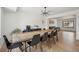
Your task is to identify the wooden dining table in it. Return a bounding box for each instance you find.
[11,29,54,43]
[11,29,55,51]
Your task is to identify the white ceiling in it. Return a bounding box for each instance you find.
[4,7,79,15]
[47,7,79,15]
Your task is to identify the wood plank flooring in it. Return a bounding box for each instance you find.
[29,31,79,52]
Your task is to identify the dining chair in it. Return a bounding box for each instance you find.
[40,32,48,51]
[54,27,60,31]
[27,34,40,52]
[53,29,58,42]
[48,31,56,44]
[40,32,48,42]
[49,26,56,29]
[3,35,23,52]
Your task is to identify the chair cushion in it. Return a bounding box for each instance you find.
[8,42,23,49]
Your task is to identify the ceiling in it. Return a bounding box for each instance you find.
[46,7,79,15]
[3,7,79,15]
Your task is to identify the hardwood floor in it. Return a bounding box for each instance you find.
[30,31,79,52]
[0,31,79,52]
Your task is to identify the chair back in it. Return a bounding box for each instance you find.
[42,32,48,41]
[55,27,60,30]
[50,31,54,38]
[26,25,31,32]
[31,34,40,46]
[49,26,56,29]
[53,30,57,36]
[3,35,11,47]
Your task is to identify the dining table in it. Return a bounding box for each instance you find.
[11,29,55,43]
[11,29,55,51]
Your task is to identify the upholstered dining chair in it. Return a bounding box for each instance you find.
[3,35,23,52]
[53,29,59,42]
[27,34,40,52]
[48,31,56,44]
[40,32,48,51]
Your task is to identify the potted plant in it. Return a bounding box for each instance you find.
[10,28,21,35]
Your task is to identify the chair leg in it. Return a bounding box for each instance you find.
[35,45,37,49]
[19,46,23,52]
[10,49,12,52]
[56,34,58,42]
[8,49,12,52]
[52,37,56,44]
[29,46,31,52]
[24,41,28,52]
[40,42,43,52]
[8,49,9,52]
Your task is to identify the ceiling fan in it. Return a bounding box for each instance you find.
[41,7,52,16]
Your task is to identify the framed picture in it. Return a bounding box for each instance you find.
[48,18,54,24]
[63,19,74,28]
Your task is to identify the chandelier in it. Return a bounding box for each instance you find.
[41,7,50,16]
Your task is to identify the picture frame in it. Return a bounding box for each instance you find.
[63,19,74,28]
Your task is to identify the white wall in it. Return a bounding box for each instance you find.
[48,18,57,27]
[0,8,43,50]
[0,7,1,37]
[1,8,6,38]
[56,15,76,31]
[76,14,79,40]
[5,7,17,12]
[0,8,6,50]
[1,8,43,39]
[47,10,79,40]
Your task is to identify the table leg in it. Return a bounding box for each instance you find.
[25,41,27,52]
[40,42,43,52]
